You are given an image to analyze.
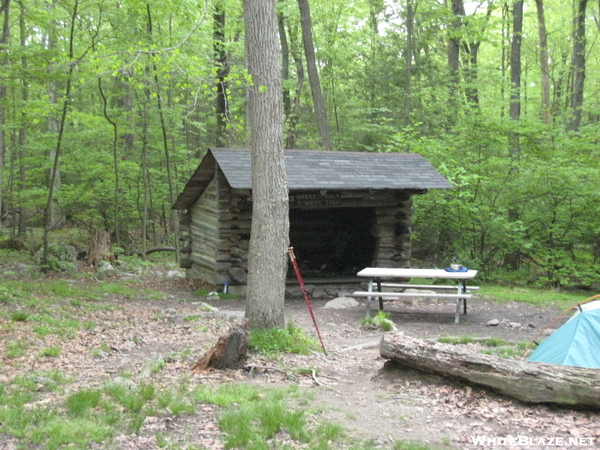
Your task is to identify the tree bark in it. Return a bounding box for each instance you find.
[380,333,600,410]
[568,0,588,132]
[244,0,290,330]
[297,0,332,151]
[88,229,116,265]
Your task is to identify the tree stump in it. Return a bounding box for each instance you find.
[191,320,249,373]
[380,332,600,410]
[87,229,116,265]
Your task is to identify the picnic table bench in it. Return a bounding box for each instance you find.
[353,267,479,323]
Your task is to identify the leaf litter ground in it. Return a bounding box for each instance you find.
[1,275,599,449]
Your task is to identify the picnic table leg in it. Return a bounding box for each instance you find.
[454,299,461,323]
[462,280,468,315]
[366,278,373,318]
[376,278,384,311]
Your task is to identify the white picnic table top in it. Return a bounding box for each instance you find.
[355,267,479,322]
[356,267,478,280]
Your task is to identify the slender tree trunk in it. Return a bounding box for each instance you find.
[244,0,290,330]
[297,0,332,151]
[534,0,551,125]
[0,0,10,232]
[140,107,149,260]
[403,0,414,128]
[46,1,62,230]
[146,4,179,261]
[42,0,79,270]
[213,0,230,147]
[17,0,28,235]
[285,22,304,149]
[505,0,523,271]
[447,0,465,115]
[277,2,291,118]
[98,78,121,246]
[463,41,481,108]
[568,0,588,132]
[509,0,523,159]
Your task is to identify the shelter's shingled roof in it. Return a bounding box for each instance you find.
[173,148,453,210]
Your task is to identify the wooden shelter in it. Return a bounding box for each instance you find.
[172,148,452,292]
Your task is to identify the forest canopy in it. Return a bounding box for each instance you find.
[0,0,598,288]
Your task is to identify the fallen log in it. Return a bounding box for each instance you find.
[380,332,600,410]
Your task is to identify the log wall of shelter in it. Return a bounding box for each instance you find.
[183,177,419,286]
[185,175,220,281]
[373,192,413,268]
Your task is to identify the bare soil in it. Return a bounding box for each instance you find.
[2,276,599,450]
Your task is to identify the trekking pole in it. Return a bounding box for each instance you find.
[288,247,327,355]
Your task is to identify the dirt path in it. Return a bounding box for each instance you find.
[211,295,600,449]
[2,279,599,449]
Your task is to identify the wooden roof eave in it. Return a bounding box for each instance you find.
[172,151,217,210]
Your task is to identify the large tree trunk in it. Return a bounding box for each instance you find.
[244,0,290,330]
[380,333,600,410]
[297,0,332,151]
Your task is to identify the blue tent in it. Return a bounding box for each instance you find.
[528,305,600,368]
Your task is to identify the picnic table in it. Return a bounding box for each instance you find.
[353,267,479,323]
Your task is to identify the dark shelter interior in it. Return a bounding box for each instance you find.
[288,207,377,277]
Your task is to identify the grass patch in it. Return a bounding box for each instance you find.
[195,384,344,450]
[477,285,589,308]
[40,347,61,358]
[249,323,321,355]
[5,340,29,358]
[361,310,396,331]
[28,314,80,337]
[437,335,531,359]
[10,311,29,322]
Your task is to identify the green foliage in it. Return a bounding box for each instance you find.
[248,323,321,355]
